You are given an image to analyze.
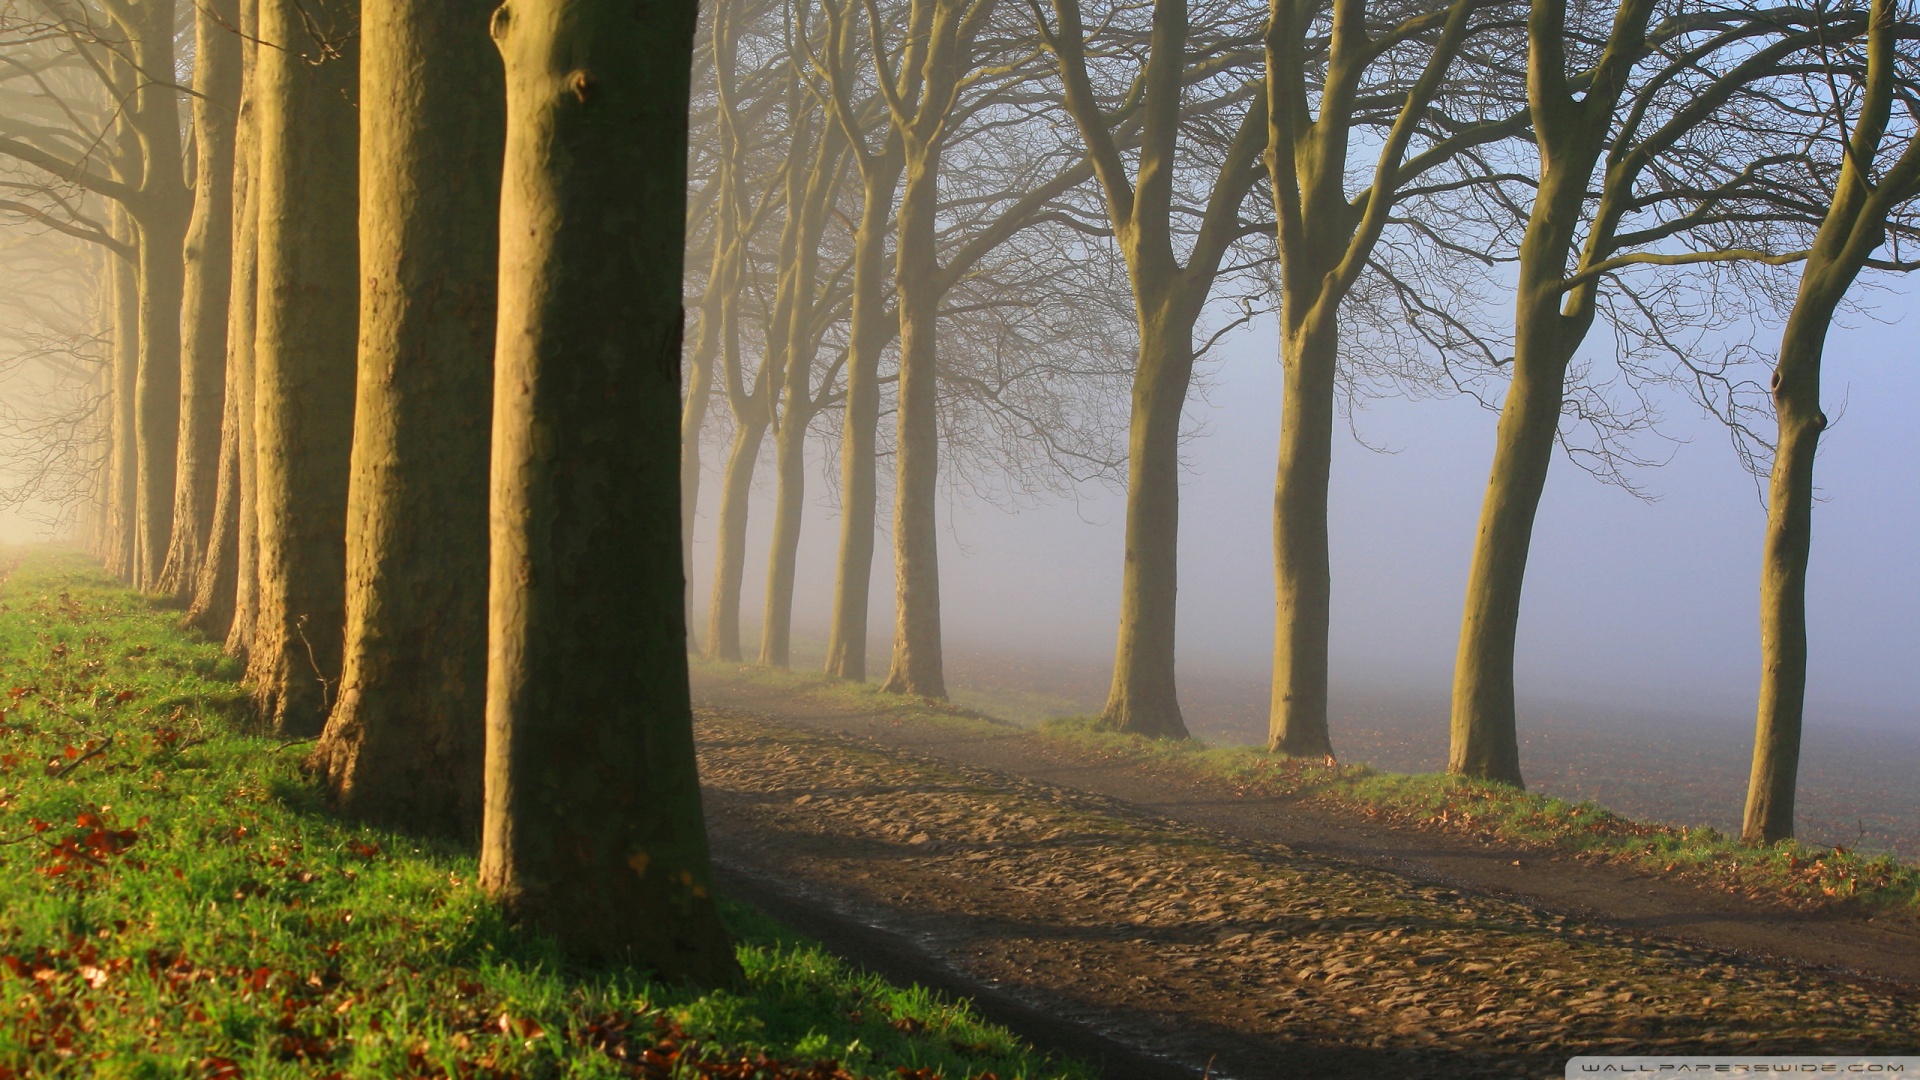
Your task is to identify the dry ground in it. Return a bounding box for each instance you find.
[697,709,1920,1080]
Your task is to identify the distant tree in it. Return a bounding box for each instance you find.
[480,0,740,979]
[813,0,905,682]
[755,88,852,670]
[703,62,806,663]
[792,0,1099,681]
[0,0,191,584]
[1034,0,1268,735]
[1743,0,1920,844]
[154,0,242,604]
[0,230,108,528]
[681,0,778,641]
[184,0,258,642]
[309,0,503,837]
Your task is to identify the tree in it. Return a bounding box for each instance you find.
[873,0,1001,699]
[1447,0,1849,785]
[309,0,503,837]
[1262,0,1526,757]
[804,0,1110,685]
[154,0,241,604]
[184,0,257,641]
[1743,0,1920,843]
[681,0,777,642]
[117,0,190,590]
[480,0,739,980]
[814,0,905,681]
[755,92,851,670]
[245,0,360,734]
[702,69,803,663]
[207,0,262,655]
[0,0,190,583]
[1035,0,1268,734]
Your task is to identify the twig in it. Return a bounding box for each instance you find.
[51,735,111,778]
[295,614,336,714]
[273,736,320,754]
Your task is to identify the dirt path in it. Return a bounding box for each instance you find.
[696,708,1920,1080]
[693,671,1920,989]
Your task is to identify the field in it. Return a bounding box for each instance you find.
[0,548,1085,1078]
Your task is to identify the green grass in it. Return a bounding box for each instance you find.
[0,548,1090,1079]
[691,657,1920,922]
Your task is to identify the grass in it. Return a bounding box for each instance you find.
[0,548,1091,1079]
[691,657,1920,921]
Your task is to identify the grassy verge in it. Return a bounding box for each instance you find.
[0,548,1089,1079]
[690,658,1920,921]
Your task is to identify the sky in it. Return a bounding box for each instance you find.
[690,287,1920,738]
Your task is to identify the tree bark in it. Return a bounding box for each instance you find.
[881,151,945,699]
[245,0,361,735]
[481,0,738,980]
[186,23,257,641]
[1743,310,1828,845]
[133,213,188,590]
[310,0,503,838]
[158,0,243,604]
[225,187,261,660]
[1448,298,1579,788]
[703,416,767,661]
[107,212,139,582]
[1099,305,1193,736]
[222,1,264,657]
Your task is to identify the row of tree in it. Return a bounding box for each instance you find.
[2,0,741,978]
[670,0,1920,847]
[0,0,1913,990]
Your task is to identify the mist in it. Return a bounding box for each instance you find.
[690,303,1920,737]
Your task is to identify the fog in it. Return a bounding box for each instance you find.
[690,297,1920,743]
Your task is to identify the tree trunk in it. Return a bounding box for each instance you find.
[225,188,261,660]
[186,38,257,641]
[310,0,502,838]
[221,1,264,656]
[703,416,767,661]
[246,0,360,735]
[1744,258,1858,843]
[1743,330,1824,845]
[481,0,738,980]
[881,151,945,699]
[129,0,189,591]
[680,231,726,639]
[108,217,139,582]
[133,208,188,589]
[823,165,899,682]
[158,0,243,604]
[1267,318,1337,756]
[758,129,842,670]
[758,402,808,668]
[1447,303,1577,788]
[1100,303,1193,737]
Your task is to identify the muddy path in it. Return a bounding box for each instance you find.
[692,671,1920,990]
[696,708,1920,1080]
